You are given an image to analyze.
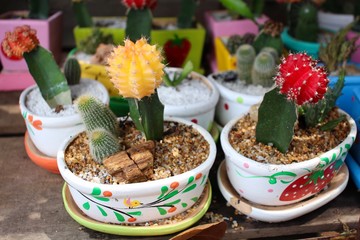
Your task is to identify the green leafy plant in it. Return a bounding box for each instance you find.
[163,61,194,87]
[219,0,264,26]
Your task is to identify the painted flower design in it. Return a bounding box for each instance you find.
[27,114,42,130]
[106,38,164,99]
[1,25,39,60]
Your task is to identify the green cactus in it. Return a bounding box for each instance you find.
[293,2,319,42]
[24,46,71,108]
[251,52,276,88]
[125,8,152,42]
[28,0,49,19]
[75,95,119,136]
[235,44,256,85]
[252,20,284,55]
[177,0,198,29]
[260,47,279,64]
[64,57,81,86]
[78,28,114,54]
[72,0,94,27]
[89,128,120,164]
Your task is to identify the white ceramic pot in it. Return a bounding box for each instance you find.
[158,68,219,130]
[208,71,265,126]
[57,117,216,224]
[19,79,109,157]
[220,109,357,206]
[318,10,354,32]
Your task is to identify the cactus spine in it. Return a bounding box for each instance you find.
[251,51,276,88]
[64,57,81,86]
[236,44,256,85]
[75,95,119,136]
[89,128,120,164]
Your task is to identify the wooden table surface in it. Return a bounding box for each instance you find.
[0,90,359,240]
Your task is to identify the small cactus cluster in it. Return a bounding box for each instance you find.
[256,53,331,153]
[235,44,278,87]
[75,95,120,163]
[1,25,71,109]
[107,38,165,141]
[252,19,284,55]
[78,28,114,55]
[226,33,255,55]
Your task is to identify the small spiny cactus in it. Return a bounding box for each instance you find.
[75,95,119,136]
[64,57,81,86]
[78,28,114,55]
[89,128,120,164]
[251,51,276,88]
[260,47,279,64]
[235,44,256,84]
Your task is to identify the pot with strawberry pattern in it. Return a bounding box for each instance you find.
[219,52,357,206]
[220,108,357,206]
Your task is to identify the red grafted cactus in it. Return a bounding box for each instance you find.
[275,53,329,105]
[1,25,39,60]
[122,0,157,9]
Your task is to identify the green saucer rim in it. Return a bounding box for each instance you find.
[62,180,212,236]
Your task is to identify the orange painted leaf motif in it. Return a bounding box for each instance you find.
[28,114,33,123]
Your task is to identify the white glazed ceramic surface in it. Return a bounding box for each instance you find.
[57,117,217,224]
[220,110,357,206]
[160,68,219,131]
[208,72,264,126]
[19,79,109,157]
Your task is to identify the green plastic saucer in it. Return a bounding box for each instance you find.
[62,181,212,236]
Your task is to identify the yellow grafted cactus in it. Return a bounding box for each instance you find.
[106,38,165,141]
[107,38,165,100]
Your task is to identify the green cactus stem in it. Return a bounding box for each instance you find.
[177,0,198,29]
[64,57,81,86]
[24,46,71,108]
[128,91,164,141]
[126,8,152,42]
[251,51,276,88]
[28,0,49,19]
[75,95,119,136]
[293,1,318,42]
[236,44,256,85]
[72,0,94,27]
[89,128,120,164]
[256,88,297,153]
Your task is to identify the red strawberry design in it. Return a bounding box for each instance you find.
[163,34,191,67]
[279,160,342,201]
